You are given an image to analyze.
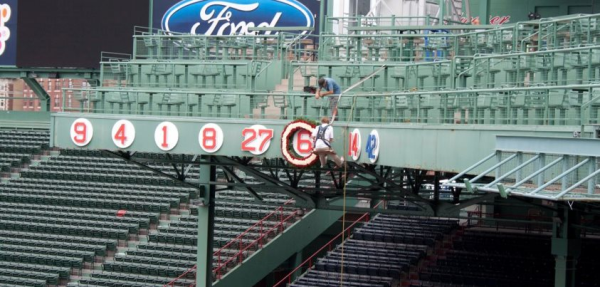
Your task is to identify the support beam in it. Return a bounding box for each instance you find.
[22,77,50,112]
[102,150,203,193]
[552,207,581,287]
[291,251,303,281]
[478,0,489,24]
[215,156,316,207]
[197,155,216,287]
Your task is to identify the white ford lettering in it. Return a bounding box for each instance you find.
[191,1,282,35]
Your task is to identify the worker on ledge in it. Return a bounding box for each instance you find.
[312,116,344,169]
[316,77,341,123]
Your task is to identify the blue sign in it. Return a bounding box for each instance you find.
[156,0,317,35]
[0,0,17,66]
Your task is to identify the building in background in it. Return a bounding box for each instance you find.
[0,79,15,111]
[12,78,90,112]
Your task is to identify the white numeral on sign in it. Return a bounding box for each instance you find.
[241,125,273,155]
[70,118,93,147]
[112,120,135,149]
[154,122,179,151]
[199,123,224,153]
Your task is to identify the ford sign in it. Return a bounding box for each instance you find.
[162,0,315,35]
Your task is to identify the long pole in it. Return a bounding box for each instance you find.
[148,0,154,29]
[319,0,325,35]
[332,65,387,123]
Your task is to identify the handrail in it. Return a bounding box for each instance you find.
[213,209,300,280]
[164,265,197,287]
[164,199,297,286]
[213,198,294,260]
[273,201,385,287]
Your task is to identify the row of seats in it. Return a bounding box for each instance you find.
[418,230,555,287]
[292,214,458,287]
[106,60,267,90]
[1,131,300,287]
[134,33,293,61]
[320,15,600,62]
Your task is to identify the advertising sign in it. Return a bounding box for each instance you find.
[153,0,321,35]
[16,0,148,68]
[0,0,17,66]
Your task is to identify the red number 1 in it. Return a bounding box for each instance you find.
[161,125,168,148]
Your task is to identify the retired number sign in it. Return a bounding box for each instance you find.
[199,123,224,153]
[70,118,94,147]
[155,122,179,151]
[241,125,274,155]
[348,129,361,161]
[281,120,318,168]
[112,120,135,149]
[66,119,383,165]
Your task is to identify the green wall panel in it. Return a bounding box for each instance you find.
[51,113,593,173]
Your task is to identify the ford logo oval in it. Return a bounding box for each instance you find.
[162,0,315,36]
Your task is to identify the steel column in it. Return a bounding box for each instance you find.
[291,251,303,281]
[588,157,597,195]
[197,155,216,287]
[552,208,581,287]
[22,77,50,112]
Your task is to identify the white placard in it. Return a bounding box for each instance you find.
[154,122,179,151]
[70,118,93,147]
[111,120,136,149]
[199,123,224,153]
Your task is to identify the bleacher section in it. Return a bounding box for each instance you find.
[415,230,554,287]
[0,129,302,287]
[61,14,600,126]
[0,129,48,176]
[290,214,459,287]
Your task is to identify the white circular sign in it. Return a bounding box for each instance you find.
[366,130,380,163]
[111,120,135,149]
[349,128,362,161]
[154,122,179,151]
[292,129,313,157]
[70,118,93,147]
[199,123,224,153]
[241,124,273,155]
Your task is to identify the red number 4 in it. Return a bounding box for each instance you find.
[114,124,127,145]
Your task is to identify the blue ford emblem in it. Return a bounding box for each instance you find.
[162,0,315,35]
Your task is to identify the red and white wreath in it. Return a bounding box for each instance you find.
[281,119,318,168]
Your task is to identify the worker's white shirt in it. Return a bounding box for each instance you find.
[311,124,333,149]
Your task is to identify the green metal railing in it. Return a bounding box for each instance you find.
[61,84,600,127]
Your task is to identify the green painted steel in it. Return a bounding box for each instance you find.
[0,67,100,80]
[22,78,50,112]
[0,111,50,129]
[552,208,581,287]
[212,207,346,287]
[50,112,593,172]
[447,136,600,201]
[197,156,216,287]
